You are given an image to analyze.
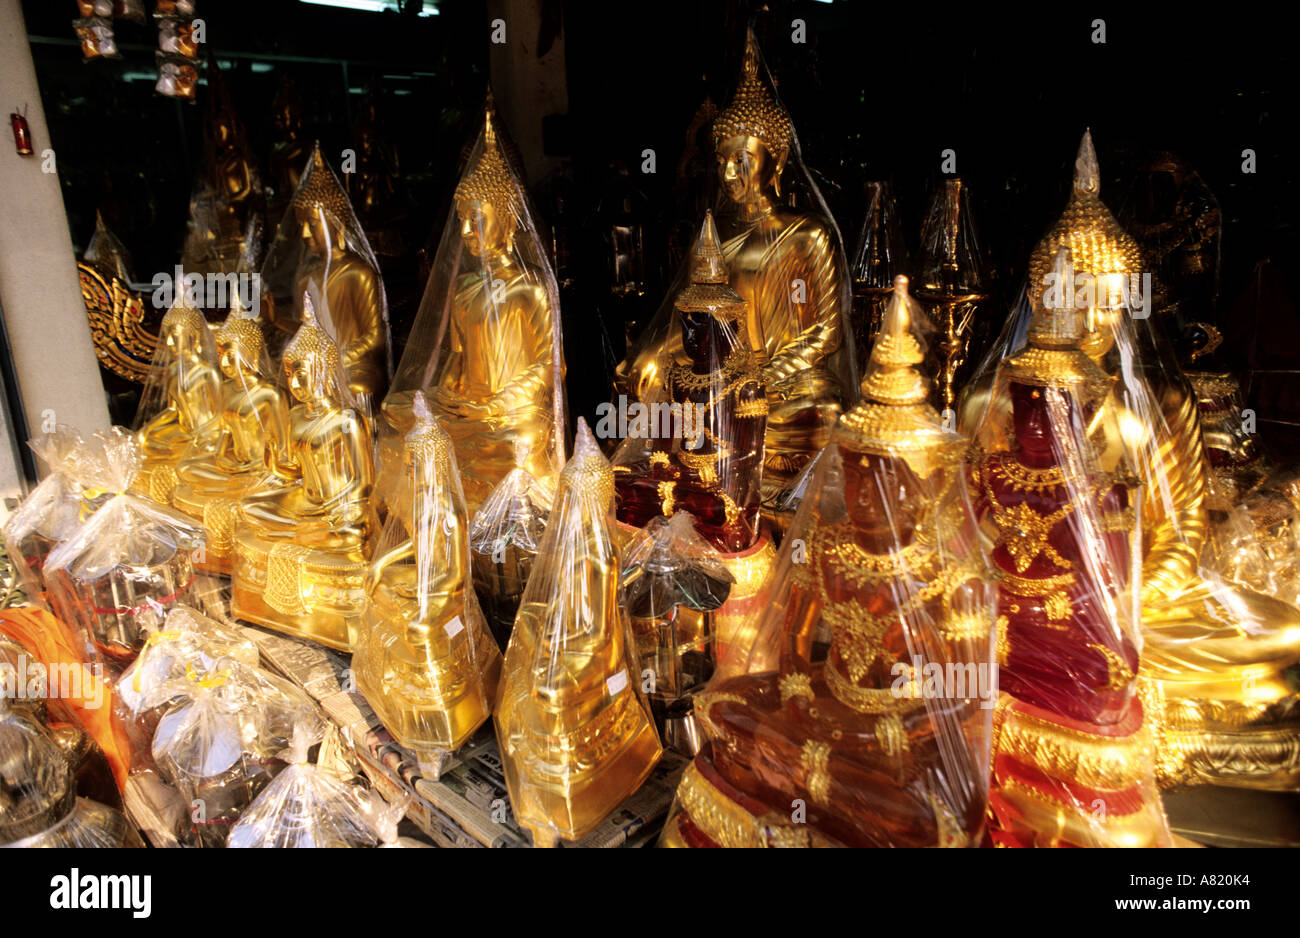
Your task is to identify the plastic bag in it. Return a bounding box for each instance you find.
[496,420,662,846]
[353,391,501,763]
[468,460,553,649]
[661,276,997,847]
[0,696,141,848]
[378,95,566,516]
[2,427,88,599]
[44,428,207,664]
[849,180,908,368]
[143,654,323,846]
[227,725,405,848]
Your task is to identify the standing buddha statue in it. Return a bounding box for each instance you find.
[1019,133,1300,791]
[231,294,376,651]
[496,420,662,847]
[171,298,293,574]
[132,299,222,506]
[354,391,502,768]
[381,100,563,516]
[971,248,1170,847]
[661,276,998,848]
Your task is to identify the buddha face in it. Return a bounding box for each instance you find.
[842,450,923,540]
[716,135,786,206]
[285,355,326,405]
[458,199,513,258]
[297,206,346,257]
[217,337,242,379]
[1010,381,1072,456]
[678,310,733,365]
[163,317,201,358]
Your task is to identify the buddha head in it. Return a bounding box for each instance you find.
[1009,382,1070,459]
[675,211,746,364]
[292,147,352,256]
[1026,132,1147,360]
[160,301,208,359]
[837,277,963,540]
[282,293,341,406]
[400,390,457,531]
[215,306,265,381]
[713,29,792,205]
[455,106,520,259]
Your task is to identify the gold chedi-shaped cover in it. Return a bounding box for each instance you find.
[496,419,662,847]
[354,390,502,767]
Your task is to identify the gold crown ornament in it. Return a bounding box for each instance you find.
[674,211,747,322]
[454,95,522,225]
[713,27,792,157]
[404,389,454,478]
[290,144,353,226]
[283,292,341,375]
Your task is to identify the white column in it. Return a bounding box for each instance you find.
[0,0,112,457]
[487,0,569,184]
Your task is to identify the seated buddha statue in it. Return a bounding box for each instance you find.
[231,294,376,651]
[496,420,662,847]
[267,77,310,226]
[266,145,391,408]
[973,248,1170,847]
[381,104,561,515]
[354,391,502,764]
[997,132,1300,791]
[133,299,222,505]
[661,277,997,848]
[614,211,767,553]
[172,300,292,573]
[622,28,849,510]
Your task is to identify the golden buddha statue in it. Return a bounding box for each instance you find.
[354,391,502,764]
[264,145,391,408]
[496,419,662,847]
[964,131,1300,791]
[133,300,222,505]
[231,294,376,651]
[381,102,562,515]
[661,277,997,848]
[622,28,850,510]
[172,300,292,574]
[268,77,310,224]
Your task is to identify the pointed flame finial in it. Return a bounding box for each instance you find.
[1074,129,1100,195]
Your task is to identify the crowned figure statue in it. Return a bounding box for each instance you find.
[660,277,998,847]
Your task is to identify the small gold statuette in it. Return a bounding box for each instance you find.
[231,293,376,651]
[172,298,293,574]
[496,419,662,846]
[353,391,502,769]
[132,298,222,506]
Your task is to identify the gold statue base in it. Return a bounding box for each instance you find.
[355,616,503,760]
[712,530,777,676]
[171,485,248,576]
[502,701,663,848]
[230,528,367,652]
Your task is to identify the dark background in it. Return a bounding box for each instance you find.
[20,0,1300,437]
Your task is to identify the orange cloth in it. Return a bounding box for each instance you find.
[0,605,131,789]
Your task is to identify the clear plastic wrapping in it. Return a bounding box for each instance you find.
[965,131,1300,794]
[849,180,908,369]
[227,726,405,848]
[140,654,324,846]
[353,391,501,765]
[0,696,141,848]
[230,292,377,652]
[44,428,207,663]
[495,420,662,846]
[618,26,856,510]
[2,426,87,600]
[618,512,732,754]
[131,298,223,505]
[661,277,997,847]
[378,96,566,516]
[259,143,393,413]
[468,461,553,649]
[613,211,767,555]
[171,298,292,575]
